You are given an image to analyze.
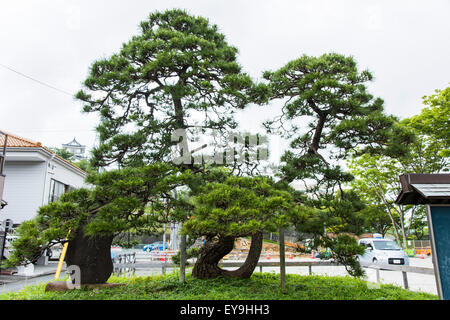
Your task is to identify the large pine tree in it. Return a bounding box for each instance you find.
[75,9,265,281]
[262,53,414,276]
[76,9,259,169]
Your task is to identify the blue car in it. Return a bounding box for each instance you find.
[142,241,169,252]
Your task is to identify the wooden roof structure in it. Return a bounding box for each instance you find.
[395,173,450,205]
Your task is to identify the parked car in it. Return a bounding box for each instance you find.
[357,238,410,266]
[142,241,169,252]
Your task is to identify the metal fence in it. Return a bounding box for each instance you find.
[112,253,435,291]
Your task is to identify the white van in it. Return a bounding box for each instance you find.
[358,237,409,266]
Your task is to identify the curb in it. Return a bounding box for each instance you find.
[3,267,65,281]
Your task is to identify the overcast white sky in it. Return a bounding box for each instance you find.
[1,0,449,162]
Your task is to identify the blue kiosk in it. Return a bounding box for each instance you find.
[395,173,450,300]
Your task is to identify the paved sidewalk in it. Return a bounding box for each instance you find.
[0,262,65,294]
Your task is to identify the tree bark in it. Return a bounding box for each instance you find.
[192,236,234,279]
[192,232,264,279]
[65,227,114,285]
[222,232,263,278]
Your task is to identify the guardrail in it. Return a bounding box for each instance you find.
[145,250,177,262]
[219,260,337,275]
[224,248,302,260]
[112,257,435,290]
[359,262,434,289]
[113,251,175,275]
[113,259,342,277]
[112,252,136,264]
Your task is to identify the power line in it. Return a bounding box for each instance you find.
[0,62,74,97]
[4,129,96,133]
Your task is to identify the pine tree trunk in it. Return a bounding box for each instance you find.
[192,232,263,279]
[222,232,263,278]
[192,236,234,279]
[65,227,114,284]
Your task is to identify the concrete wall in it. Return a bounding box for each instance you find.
[1,149,87,224]
[1,161,47,223]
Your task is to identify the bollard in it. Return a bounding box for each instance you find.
[54,230,71,280]
[402,271,409,289]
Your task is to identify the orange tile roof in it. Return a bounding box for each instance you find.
[0,131,87,175]
[0,132,42,147]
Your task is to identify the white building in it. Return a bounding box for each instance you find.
[62,137,86,161]
[0,132,88,225]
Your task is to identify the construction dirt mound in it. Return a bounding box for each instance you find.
[234,237,298,253]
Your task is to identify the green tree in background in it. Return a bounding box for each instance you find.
[72,159,96,175]
[359,204,394,238]
[48,147,74,161]
[401,86,450,169]
[348,86,449,244]
[404,86,450,158]
[348,153,406,245]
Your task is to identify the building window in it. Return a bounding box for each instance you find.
[48,179,70,203]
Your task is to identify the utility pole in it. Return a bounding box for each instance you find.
[0,131,8,211]
[162,223,166,253]
[179,232,187,283]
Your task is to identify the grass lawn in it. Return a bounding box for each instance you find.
[0,272,437,300]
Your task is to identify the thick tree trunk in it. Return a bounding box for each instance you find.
[192,232,263,279]
[192,236,234,279]
[222,232,263,278]
[65,227,114,285]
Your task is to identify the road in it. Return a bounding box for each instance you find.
[0,274,55,294]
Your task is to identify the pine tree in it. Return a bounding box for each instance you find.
[183,173,294,279]
[6,164,190,284]
[76,9,260,169]
[74,9,264,282]
[262,53,414,275]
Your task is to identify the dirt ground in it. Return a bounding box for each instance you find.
[234,237,297,252]
[220,237,312,260]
